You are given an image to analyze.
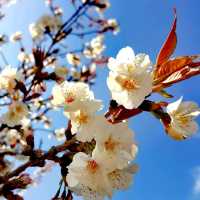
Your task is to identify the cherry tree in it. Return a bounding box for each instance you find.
[0,1,199,199]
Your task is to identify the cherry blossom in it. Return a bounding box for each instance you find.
[65,100,103,142]
[166,97,200,140]
[67,152,113,198]
[107,46,152,109]
[51,81,94,111]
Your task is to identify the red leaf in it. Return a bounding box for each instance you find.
[155,9,177,68]
[154,55,199,84]
[153,58,200,91]
[164,65,200,85]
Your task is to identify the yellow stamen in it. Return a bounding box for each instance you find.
[75,112,88,124]
[116,76,139,91]
[15,105,23,113]
[65,92,75,104]
[87,160,99,174]
[104,136,119,151]
[176,115,190,124]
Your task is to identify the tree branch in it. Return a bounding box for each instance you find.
[0,137,76,185]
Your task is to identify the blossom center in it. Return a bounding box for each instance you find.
[15,105,23,113]
[65,92,75,104]
[87,160,99,174]
[10,110,16,117]
[104,136,119,151]
[176,115,190,124]
[75,112,89,124]
[116,76,139,91]
[8,110,17,120]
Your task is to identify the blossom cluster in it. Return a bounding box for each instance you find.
[107,47,200,139]
[52,80,138,199]
[51,46,200,199]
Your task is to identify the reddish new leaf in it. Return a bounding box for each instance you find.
[163,65,200,86]
[154,55,200,84]
[151,9,200,92]
[155,9,177,70]
[153,57,200,91]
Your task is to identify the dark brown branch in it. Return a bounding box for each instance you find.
[0,138,76,185]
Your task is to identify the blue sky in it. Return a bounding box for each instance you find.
[1,0,200,200]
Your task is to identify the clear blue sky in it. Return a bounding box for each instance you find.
[1,0,200,200]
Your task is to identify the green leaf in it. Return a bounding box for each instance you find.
[158,90,173,98]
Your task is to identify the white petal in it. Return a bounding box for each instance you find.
[135,53,151,68]
[116,46,135,63]
[166,97,183,114]
[67,173,79,187]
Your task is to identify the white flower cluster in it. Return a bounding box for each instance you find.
[84,35,105,59]
[106,47,200,139]
[10,31,22,43]
[107,46,153,109]
[29,14,62,41]
[0,66,30,127]
[52,79,138,199]
[51,46,200,199]
[104,18,119,35]
[1,101,29,127]
[166,97,200,140]
[0,66,23,93]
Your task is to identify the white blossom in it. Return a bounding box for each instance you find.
[84,35,105,59]
[70,67,81,80]
[65,100,103,142]
[104,19,119,35]
[1,101,29,127]
[0,128,22,150]
[108,163,138,190]
[51,84,65,106]
[0,66,23,93]
[107,46,152,109]
[67,153,138,199]
[55,128,66,141]
[66,53,80,66]
[17,51,34,63]
[67,152,113,199]
[166,97,200,139]
[51,81,94,111]
[69,184,104,200]
[54,7,63,16]
[10,31,22,42]
[29,15,61,40]
[93,116,138,172]
[21,118,31,128]
[54,65,68,79]
[29,23,43,40]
